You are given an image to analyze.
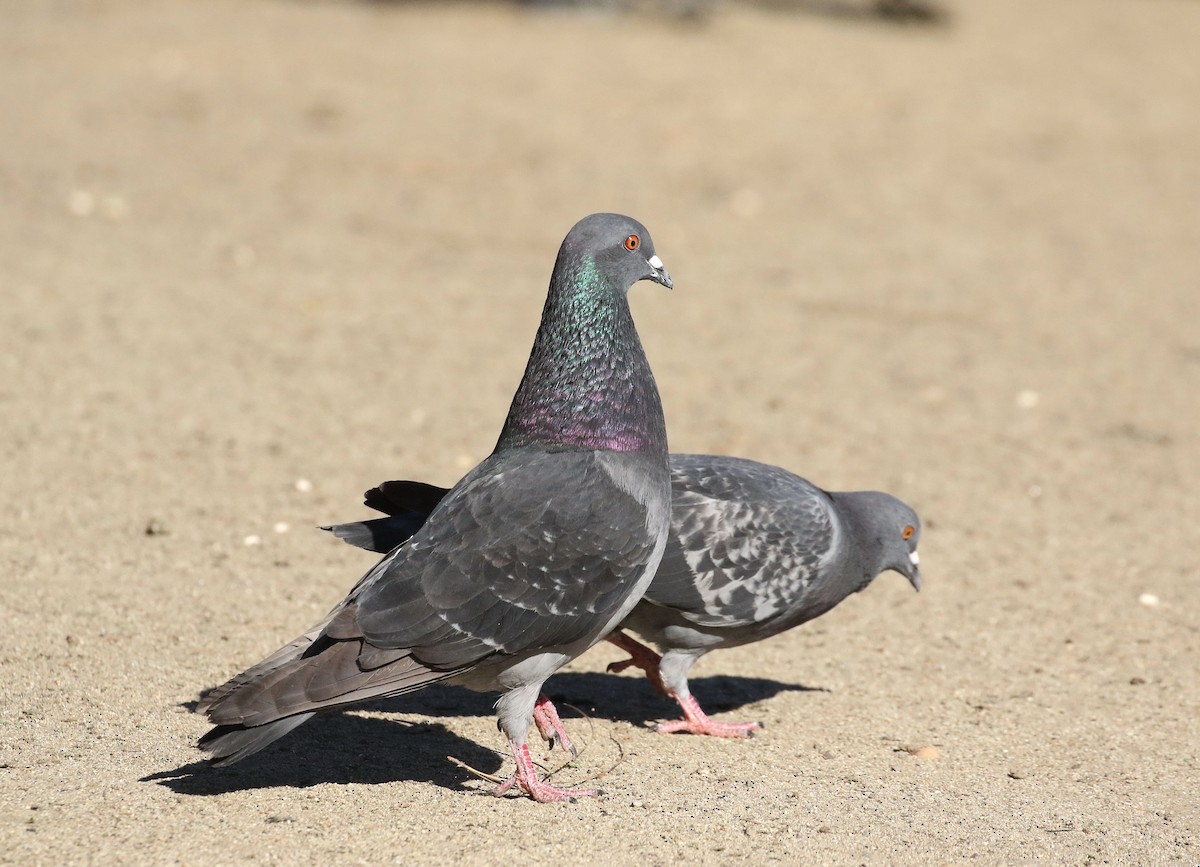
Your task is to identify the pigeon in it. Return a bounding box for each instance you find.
[324,454,922,737]
[197,213,674,802]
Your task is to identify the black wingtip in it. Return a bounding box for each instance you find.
[321,516,426,554]
[365,479,451,516]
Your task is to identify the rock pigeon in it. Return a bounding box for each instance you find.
[197,213,674,802]
[324,454,922,738]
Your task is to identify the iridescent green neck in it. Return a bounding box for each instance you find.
[496,256,667,456]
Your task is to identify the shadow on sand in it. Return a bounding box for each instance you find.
[355,0,947,26]
[144,671,820,795]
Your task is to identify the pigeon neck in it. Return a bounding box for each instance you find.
[831,492,887,589]
[496,257,667,456]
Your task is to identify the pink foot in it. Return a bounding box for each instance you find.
[533,693,578,757]
[493,741,601,803]
[655,691,763,739]
[605,630,669,696]
[604,632,761,738]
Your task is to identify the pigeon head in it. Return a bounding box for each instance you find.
[495,214,671,455]
[835,491,923,593]
[557,213,673,293]
[890,501,922,592]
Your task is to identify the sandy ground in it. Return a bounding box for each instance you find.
[2,0,1199,862]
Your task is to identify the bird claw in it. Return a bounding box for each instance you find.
[604,631,669,695]
[654,718,763,738]
[499,740,598,803]
[654,692,764,738]
[493,779,600,803]
[606,657,637,675]
[544,731,579,758]
[533,694,579,758]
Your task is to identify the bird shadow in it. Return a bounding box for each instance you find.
[143,715,504,796]
[146,671,818,796]
[376,670,823,725]
[745,0,947,25]
[353,0,947,26]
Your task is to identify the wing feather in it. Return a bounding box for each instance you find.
[644,455,836,628]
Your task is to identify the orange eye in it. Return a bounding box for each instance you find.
[624,234,640,251]
[902,525,915,540]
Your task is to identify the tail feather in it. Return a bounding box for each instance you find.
[197,623,324,715]
[364,480,449,517]
[199,713,316,767]
[198,611,469,765]
[227,642,447,722]
[321,516,426,555]
[320,480,449,555]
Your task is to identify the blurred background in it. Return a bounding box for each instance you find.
[2,0,1198,862]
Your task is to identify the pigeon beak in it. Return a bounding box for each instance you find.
[645,254,673,290]
[904,550,922,592]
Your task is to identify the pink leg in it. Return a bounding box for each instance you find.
[493,740,601,803]
[654,691,763,738]
[532,693,578,757]
[605,630,669,696]
[606,632,761,736]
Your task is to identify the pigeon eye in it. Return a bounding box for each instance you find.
[624,234,640,251]
[902,525,915,540]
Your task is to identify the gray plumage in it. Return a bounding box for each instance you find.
[199,213,674,800]
[325,454,921,736]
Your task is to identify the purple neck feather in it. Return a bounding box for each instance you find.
[495,257,666,456]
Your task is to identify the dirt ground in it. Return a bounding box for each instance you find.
[2,0,1198,862]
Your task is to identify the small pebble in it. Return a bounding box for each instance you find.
[144,518,169,536]
[1138,593,1160,607]
[243,534,262,546]
[273,521,290,534]
[1007,769,1027,780]
[294,478,313,493]
[1016,389,1040,409]
[911,746,940,760]
[68,190,96,217]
